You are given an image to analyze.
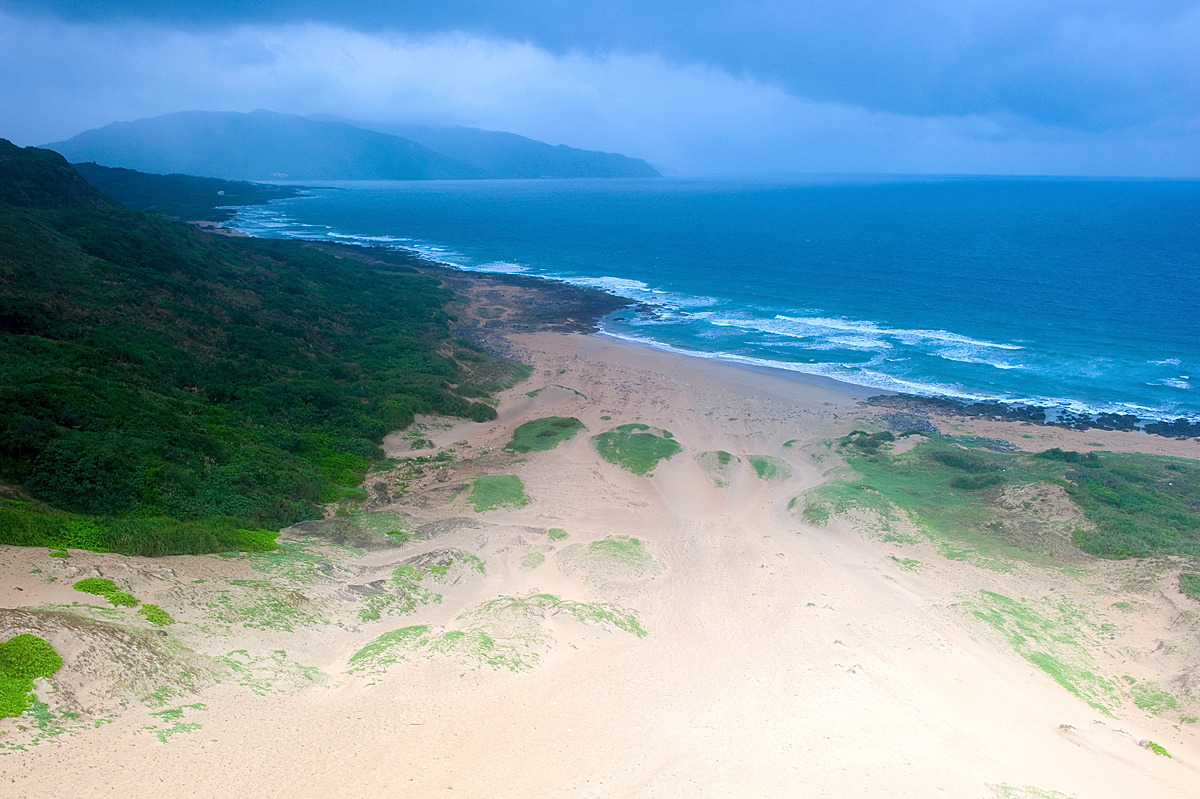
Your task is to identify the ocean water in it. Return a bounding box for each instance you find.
[227,176,1200,421]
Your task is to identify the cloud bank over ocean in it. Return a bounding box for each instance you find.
[2,2,1198,176]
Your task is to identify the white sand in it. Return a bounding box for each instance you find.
[2,331,1198,797]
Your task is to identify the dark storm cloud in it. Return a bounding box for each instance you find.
[6,0,1199,131]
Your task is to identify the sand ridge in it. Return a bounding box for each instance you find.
[2,330,1199,797]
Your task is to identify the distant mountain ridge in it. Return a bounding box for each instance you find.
[311,116,661,179]
[45,110,660,181]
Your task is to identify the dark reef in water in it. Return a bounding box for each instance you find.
[868,394,1200,440]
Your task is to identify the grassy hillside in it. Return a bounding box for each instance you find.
[0,140,522,555]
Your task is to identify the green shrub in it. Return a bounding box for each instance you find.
[72,577,139,608]
[138,604,175,626]
[505,417,585,453]
[1181,572,1200,601]
[949,474,1007,491]
[0,498,279,556]
[592,424,683,476]
[930,449,996,473]
[0,634,62,718]
[837,430,895,456]
[801,503,830,525]
[1142,740,1171,757]
[468,475,530,512]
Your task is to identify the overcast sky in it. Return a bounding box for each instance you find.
[2,1,1198,175]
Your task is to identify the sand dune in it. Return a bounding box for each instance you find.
[3,331,1198,798]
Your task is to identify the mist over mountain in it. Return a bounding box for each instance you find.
[45,110,660,181]
[312,116,660,179]
[45,110,488,181]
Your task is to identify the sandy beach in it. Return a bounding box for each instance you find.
[3,321,1199,798]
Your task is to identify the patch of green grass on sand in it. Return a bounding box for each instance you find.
[592,424,682,476]
[0,634,63,719]
[965,590,1121,715]
[557,535,663,584]
[72,577,139,608]
[469,475,530,512]
[505,417,586,453]
[695,450,740,487]
[748,455,792,481]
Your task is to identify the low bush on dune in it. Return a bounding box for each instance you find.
[592,424,682,476]
[0,634,62,719]
[73,577,139,608]
[504,416,586,453]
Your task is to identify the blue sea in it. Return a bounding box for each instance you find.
[227,177,1200,421]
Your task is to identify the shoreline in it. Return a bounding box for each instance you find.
[593,328,883,399]
[399,245,1200,441]
[219,191,1200,428]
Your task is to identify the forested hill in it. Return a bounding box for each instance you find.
[0,140,523,556]
[71,162,303,223]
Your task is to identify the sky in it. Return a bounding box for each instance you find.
[2,1,1198,176]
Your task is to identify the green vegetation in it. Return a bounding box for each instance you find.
[803,437,1200,564]
[468,475,529,512]
[557,535,663,584]
[748,455,791,481]
[205,580,318,631]
[838,430,896,456]
[696,450,739,486]
[73,577,139,608]
[521,552,546,569]
[348,625,430,667]
[504,416,585,453]
[1,504,279,559]
[989,785,1075,799]
[800,502,830,525]
[547,527,568,541]
[142,703,205,743]
[358,549,484,622]
[1125,676,1178,714]
[1060,453,1200,559]
[138,604,175,626]
[349,593,646,673]
[967,590,1120,715]
[241,538,358,585]
[592,424,682,476]
[1141,740,1172,758]
[0,634,63,719]
[72,162,301,223]
[0,141,521,556]
[1181,572,1200,601]
[222,649,324,696]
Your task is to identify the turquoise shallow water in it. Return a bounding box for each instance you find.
[227,176,1200,421]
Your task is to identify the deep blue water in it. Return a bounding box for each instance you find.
[227,176,1200,420]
